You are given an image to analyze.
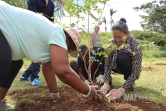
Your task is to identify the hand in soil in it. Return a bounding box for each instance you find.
[106,88,125,102]
[86,85,102,100]
[50,92,60,103]
[100,84,110,96]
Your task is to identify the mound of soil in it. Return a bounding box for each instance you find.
[8,86,166,111]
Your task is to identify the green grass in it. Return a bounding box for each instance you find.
[7,32,166,106]
[7,58,166,106]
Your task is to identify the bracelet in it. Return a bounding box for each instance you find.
[50,92,59,97]
[86,85,91,97]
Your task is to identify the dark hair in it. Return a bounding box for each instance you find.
[120,18,127,23]
[79,44,88,52]
[111,21,129,34]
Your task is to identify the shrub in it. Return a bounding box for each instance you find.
[131,30,166,46]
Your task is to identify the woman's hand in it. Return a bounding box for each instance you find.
[86,85,102,99]
[106,88,125,102]
[100,83,110,96]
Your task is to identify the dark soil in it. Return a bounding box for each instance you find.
[8,86,166,111]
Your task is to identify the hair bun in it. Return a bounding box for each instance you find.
[120,18,127,23]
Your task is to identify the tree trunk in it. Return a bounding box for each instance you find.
[70,16,71,26]
[77,0,78,29]
[105,23,107,32]
[110,17,112,32]
[77,19,79,29]
[88,13,89,33]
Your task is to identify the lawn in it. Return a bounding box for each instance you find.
[6,33,166,111]
[5,57,166,111]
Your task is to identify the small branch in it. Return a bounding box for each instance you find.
[93,56,104,82]
[98,3,106,25]
[88,32,92,83]
[79,50,89,79]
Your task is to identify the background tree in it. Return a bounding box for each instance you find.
[3,0,27,8]
[63,0,109,82]
[102,17,107,32]
[134,0,166,33]
[54,0,66,20]
[110,8,117,31]
[64,0,108,32]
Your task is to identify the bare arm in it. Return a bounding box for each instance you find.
[50,44,89,95]
[42,61,59,93]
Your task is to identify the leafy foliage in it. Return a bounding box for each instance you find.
[131,30,166,46]
[134,0,166,33]
[63,0,108,30]
[54,0,66,20]
[3,0,27,8]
